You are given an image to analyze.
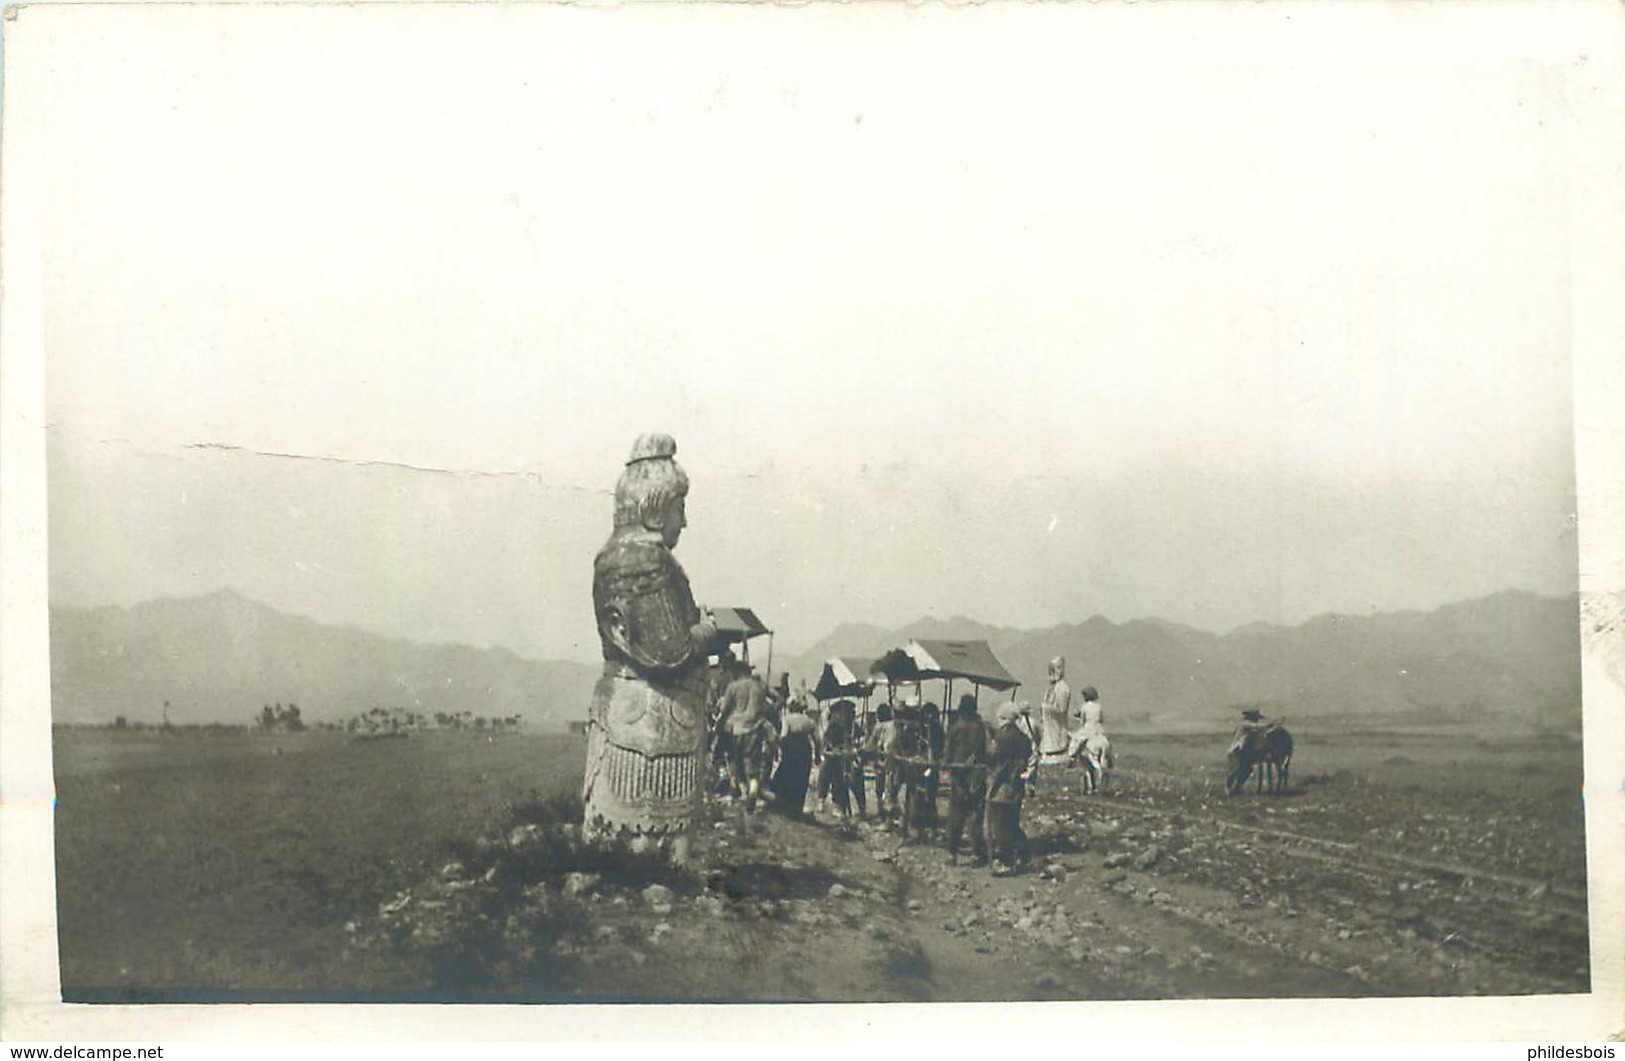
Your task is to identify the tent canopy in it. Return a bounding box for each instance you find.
[871,647,923,683]
[711,606,771,645]
[814,657,876,701]
[871,639,1019,692]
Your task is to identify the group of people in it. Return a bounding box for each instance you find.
[702,654,1112,878]
[581,432,1107,871]
[708,661,821,816]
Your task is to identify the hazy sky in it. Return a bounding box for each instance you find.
[34,3,1581,661]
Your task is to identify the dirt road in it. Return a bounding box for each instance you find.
[353,756,1589,1002]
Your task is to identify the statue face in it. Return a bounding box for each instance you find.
[659,494,687,548]
[1049,657,1065,681]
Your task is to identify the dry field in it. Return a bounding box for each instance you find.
[51,723,1589,1002]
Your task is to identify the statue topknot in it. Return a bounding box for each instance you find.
[614,432,688,529]
[626,433,678,466]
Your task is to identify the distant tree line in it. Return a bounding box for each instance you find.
[88,716,249,735]
[346,705,525,735]
[257,701,306,732]
[73,701,527,735]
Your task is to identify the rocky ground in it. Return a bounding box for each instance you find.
[347,763,1591,1002]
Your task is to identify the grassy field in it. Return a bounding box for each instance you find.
[51,723,1588,999]
[1112,724,1586,797]
[52,728,586,997]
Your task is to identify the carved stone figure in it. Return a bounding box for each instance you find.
[1038,656,1073,758]
[582,433,716,861]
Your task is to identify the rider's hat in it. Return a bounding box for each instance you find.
[1240,708,1264,722]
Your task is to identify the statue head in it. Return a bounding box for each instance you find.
[614,433,690,546]
[1048,656,1066,681]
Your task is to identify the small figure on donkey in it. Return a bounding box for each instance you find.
[1225,708,1293,796]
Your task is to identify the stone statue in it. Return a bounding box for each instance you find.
[582,433,717,863]
[1037,656,1073,760]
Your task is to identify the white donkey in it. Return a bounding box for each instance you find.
[1068,729,1113,794]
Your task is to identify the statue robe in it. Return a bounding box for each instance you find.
[581,531,713,838]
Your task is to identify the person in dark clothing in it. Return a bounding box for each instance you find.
[943,694,990,865]
[771,705,817,819]
[918,702,947,836]
[844,705,869,816]
[986,701,1033,876]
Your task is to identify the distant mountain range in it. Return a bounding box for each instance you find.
[50,588,1583,734]
[782,591,1583,733]
[50,590,599,731]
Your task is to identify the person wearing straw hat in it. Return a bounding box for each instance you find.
[1230,706,1270,755]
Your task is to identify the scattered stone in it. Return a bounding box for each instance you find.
[1068,944,1088,963]
[650,922,672,943]
[1016,917,1035,932]
[1104,870,1128,886]
[1103,851,1131,870]
[962,913,981,929]
[642,883,675,907]
[827,883,849,899]
[1337,929,1353,941]
[1132,845,1162,871]
[905,898,923,912]
[563,872,600,898]
[508,824,542,849]
[482,865,500,884]
[440,861,466,880]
